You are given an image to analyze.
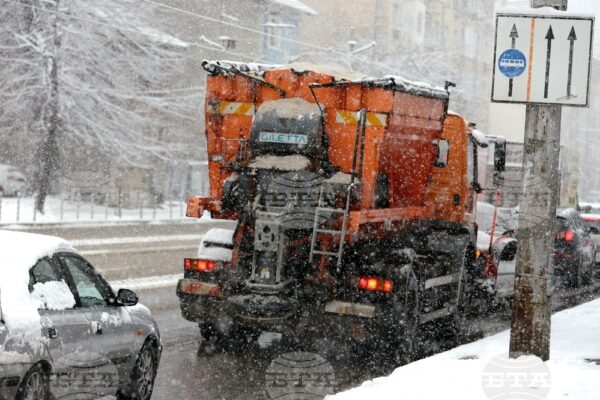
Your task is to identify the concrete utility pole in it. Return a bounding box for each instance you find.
[509,0,568,361]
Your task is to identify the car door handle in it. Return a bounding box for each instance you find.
[47,327,58,339]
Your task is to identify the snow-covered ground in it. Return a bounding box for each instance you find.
[329,298,600,400]
[0,196,190,224]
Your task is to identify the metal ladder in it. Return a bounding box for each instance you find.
[308,109,367,271]
[308,184,354,271]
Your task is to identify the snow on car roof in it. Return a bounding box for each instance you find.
[0,230,75,338]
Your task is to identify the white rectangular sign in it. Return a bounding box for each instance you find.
[491,12,594,107]
[259,132,308,145]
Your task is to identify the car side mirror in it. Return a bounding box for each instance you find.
[117,288,138,306]
[494,138,506,173]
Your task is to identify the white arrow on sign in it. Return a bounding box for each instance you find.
[491,12,594,107]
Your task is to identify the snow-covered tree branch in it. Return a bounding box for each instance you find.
[0,0,198,211]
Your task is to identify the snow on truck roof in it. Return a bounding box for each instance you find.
[202,60,449,99]
[0,230,75,337]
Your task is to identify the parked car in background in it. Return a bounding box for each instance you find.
[579,203,600,267]
[0,230,162,400]
[475,202,519,302]
[0,164,26,197]
[554,209,596,288]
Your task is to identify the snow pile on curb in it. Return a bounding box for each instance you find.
[329,298,600,400]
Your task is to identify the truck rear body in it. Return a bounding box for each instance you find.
[178,61,490,355]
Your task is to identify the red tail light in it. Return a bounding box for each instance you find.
[184,258,216,272]
[556,230,575,241]
[358,277,393,293]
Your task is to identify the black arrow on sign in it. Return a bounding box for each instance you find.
[543,26,554,99]
[508,24,519,97]
[566,26,577,98]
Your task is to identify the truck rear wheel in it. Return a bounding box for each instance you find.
[197,321,259,356]
[448,246,476,346]
[391,268,420,366]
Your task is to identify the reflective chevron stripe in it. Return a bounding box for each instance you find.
[208,100,255,116]
[335,110,387,127]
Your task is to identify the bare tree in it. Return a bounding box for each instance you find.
[0,0,197,211]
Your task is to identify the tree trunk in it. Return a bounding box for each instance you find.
[35,0,61,214]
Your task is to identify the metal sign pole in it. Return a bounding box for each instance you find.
[508,0,568,362]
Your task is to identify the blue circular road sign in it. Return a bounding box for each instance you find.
[498,49,527,78]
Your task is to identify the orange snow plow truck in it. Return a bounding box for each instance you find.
[176,60,506,361]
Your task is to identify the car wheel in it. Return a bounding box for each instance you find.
[16,364,49,400]
[581,261,593,286]
[566,259,582,288]
[119,342,158,400]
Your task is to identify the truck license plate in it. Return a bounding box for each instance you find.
[324,301,375,318]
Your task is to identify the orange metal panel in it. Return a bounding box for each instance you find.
[297,71,333,101]
[232,75,254,102]
[264,69,299,97]
[363,87,393,113]
[256,85,281,103]
[205,116,223,155]
[313,86,344,109]
[345,85,363,111]
[359,127,385,209]
[221,115,252,140]
[206,75,235,100]
[425,114,469,222]
[186,196,222,217]
[324,108,355,172]
[208,161,223,199]
[393,92,445,120]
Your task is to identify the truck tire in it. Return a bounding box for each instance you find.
[391,267,420,366]
[198,321,258,356]
[448,245,476,346]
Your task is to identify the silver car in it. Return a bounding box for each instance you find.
[0,231,161,400]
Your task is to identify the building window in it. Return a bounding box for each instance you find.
[265,14,282,50]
